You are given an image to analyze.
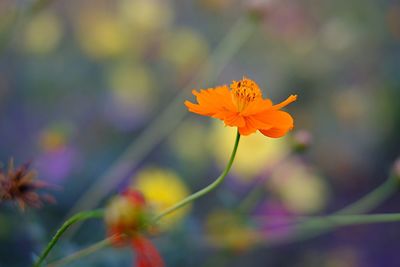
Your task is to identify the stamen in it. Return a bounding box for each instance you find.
[231,77,262,111]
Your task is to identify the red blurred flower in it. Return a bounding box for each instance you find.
[105,189,164,267]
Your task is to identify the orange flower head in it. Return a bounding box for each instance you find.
[185,77,297,138]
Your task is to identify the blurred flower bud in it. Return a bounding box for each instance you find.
[291,130,312,153]
[105,189,165,267]
[105,189,149,245]
[245,0,274,22]
[392,157,400,180]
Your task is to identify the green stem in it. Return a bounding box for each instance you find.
[337,175,398,214]
[264,175,399,246]
[153,131,241,222]
[33,209,104,267]
[299,177,395,238]
[47,235,115,267]
[237,184,265,214]
[300,213,400,228]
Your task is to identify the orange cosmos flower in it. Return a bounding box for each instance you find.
[185,77,297,137]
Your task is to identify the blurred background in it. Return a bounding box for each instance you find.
[0,0,400,266]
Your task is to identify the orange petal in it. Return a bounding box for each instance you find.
[253,110,294,129]
[259,127,291,138]
[184,101,212,116]
[245,115,273,130]
[238,124,257,136]
[241,98,272,116]
[184,86,237,117]
[258,110,294,138]
[271,95,297,110]
[238,117,260,136]
[132,236,164,267]
[220,113,245,127]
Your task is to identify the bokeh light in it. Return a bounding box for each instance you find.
[131,167,191,230]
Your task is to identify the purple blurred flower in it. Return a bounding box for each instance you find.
[253,201,297,241]
[35,146,79,183]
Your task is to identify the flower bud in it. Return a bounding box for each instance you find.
[104,189,149,245]
[291,130,312,153]
[245,0,274,22]
[104,189,165,267]
[392,157,400,180]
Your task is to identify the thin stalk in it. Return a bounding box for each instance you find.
[153,131,241,222]
[33,209,104,267]
[337,175,398,214]
[296,175,399,236]
[299,213,400,228]
[263,175,399,246]
[47,235,116,267]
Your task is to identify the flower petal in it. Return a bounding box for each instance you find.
[259,127,291,138]
[238,124,258,136]
[255,110,294,138]
[241,98,272,116]
[245,115,273,130]
[253,110,294,129]
[220,113,245,127]
[132,236,164,267]
[238,117,262,136]
[184,86,237,117]
[271,95,297,110]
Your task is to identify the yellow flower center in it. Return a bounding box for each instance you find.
[231,78,262,111]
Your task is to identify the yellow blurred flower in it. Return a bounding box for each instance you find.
[205,209,258,252]
[39,123,73,152]
[168,120,208,164]
[161,27,209,74]
[39,130,66,152]
[209,122,289,182]
[118,0,173,32]
[107,63,155,112]
[22,11,63,55]
[75,9,128,59]
[131,168,191,229]
[267,158,329,214]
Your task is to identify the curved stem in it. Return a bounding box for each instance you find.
[153,130,241,222]
[299,213,400,228]
[47,235,117,267]
[33,209,104,267]
[291,176,397,240]
[337,175,398,214]
[262,175,399,246]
